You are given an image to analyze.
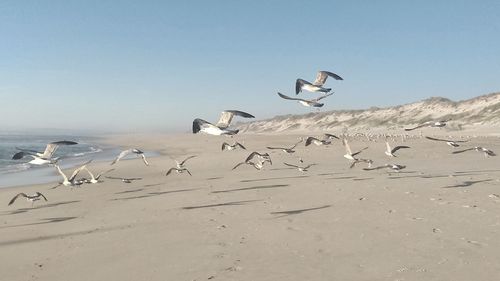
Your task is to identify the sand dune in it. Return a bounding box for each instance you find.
[238,92,500,134]
[1,133,500,281]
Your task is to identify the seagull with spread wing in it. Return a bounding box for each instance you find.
[111,148,149,166]
[53,160,91,188]
[404,119,450,131]
[283,162,316,172]
[222,142,246,151]
[452,146,496,157]
[425,136,469,147]
[82,167,114,184]
[193,110,255,136]
[384,141,410,157]
[166,167,192,176]
[363,164,406,172]
[342,137,368,161]
[12,140,78,165]
[8,192,47,207]
[296,70,343,95]
[267,139,302,154]
[277,92,333,107]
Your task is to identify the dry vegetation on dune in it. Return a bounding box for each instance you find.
[238,92,500,133]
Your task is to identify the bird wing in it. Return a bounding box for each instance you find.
[295,79,311,95]
[95,168,115,180]
[425,136,469,143]
[111,149,132,165]
[12,151,35,160]
[179,155,196,165]
[106,176,123,180]
[245,151,265,162]
[41,141,77,159]
[185,169,192,176]
[232,162,247,170]
[290,139,303,149]
[140,154,149,166]
[352,147,368,157]
[305,137,319,146]
[324,133,339,140]
[126,178,142,181]
[69,160,92,181]
[385,141,392,153]
[304,164,316,169]
[391,146,410,154]
[236,142,246,149]
[54,165,69,182]
[221,142,230,151]
[84,167,96,180]
[266,146,284,150]
[313,71,343,86]
[165,168,176,176]
[36,192,48,201]
[342,138,353,155]
[277,92,305,102]
[283,162,299,168]
[313,92,334,102]
[452,148,475,154]
[8,193,27,205]
[216,110,255,129]
[363,165,387,171]
[404,122,431,131]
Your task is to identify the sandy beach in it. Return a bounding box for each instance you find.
[1,132,500,281]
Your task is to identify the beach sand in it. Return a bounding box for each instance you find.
[1,133,500,281]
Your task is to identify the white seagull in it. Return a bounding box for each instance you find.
[296,70,343,95]
[105,176,143,183]
[267,139,303,154]
[384,141,410,157]
[8,192,48,207]
[175,155,196,169]
[83,167,115,184]
[111,148,149,166]
[425,136,469,147]
[54,161,91,188]
[192,110,255,136]
[12,140,78,165]
[363,164,406,172]
[342,137,368,160]
[277,92,333,108]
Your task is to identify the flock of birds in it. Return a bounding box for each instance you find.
[6,70,497,207]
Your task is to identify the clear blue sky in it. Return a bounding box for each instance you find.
[1,0,499,133]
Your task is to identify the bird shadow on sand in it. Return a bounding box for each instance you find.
[316,172,346,176]
[270,205,331,218]
[142,182,167,188]
[114,188,144,194]
[1,200,81,216]
[441,179,493,188]
[353,177,374,181]
[325,176,357,180]
[454,169,500,174]
[212,184,290,194]
[111,188,200,201]
[0,225,127,247]
[0,216,78,229]
[182,200,260,210]
[268,167,296,171]
[240,175,309,183]
[206,177,224,180]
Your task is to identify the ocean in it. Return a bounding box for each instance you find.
[0,134,121,188]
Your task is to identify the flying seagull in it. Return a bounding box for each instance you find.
[296,71,343,95]
[283,162,316,172]
[342,137,368,160]
[54,160,91,188]
[267,139,303,154]
[245,151,272,165]
[83,167,114,184]
[8,192,47,207]
[324,133,340,140]
[349,159,373,169]
[192,110,255,136]
[222,142,246,151]
[363,164,406,172]
[175,155,196,169]
[232,160,266,171]
[385,141,410,157]
[12,140,78,165]
[166,167,192,176]
[105,176,143,183]
[277,92,333,108]
[111,148,149,166]
[452,147,496,157]
[305,136,331,147]
[404,119,450,131]
[425,136,469,147]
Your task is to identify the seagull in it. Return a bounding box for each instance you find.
[267,139,303,154]
[105,176,143,183]
[283,162,316,172]
[8,192,47,207]
[342,137,368,160]
[404,119,450,131]
[324,133,340,140]
[82,167,114,184]
[305,136,331,147]
[349,159,373,169]
[111,148,149,166]
[425,136,469,147]
[192,110,255,136]
[222,142,246,151]
[296,71,343,95]
[166,167,192,176]
[12,140,78,165]
[452,147,496,157]
[385,141,410,157]
[232,160,268,171]
[277,92,333,107]
[363,164,406,172]
[54,161,91,188]
[175,155,196,169]
[245,151,272,165]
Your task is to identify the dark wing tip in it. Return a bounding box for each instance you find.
[12,152,26,160]
[51,140,78,145]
